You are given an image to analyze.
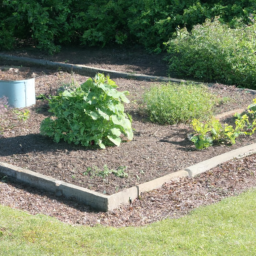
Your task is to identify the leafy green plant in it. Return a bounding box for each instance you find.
[189,100,256,150]
[190,119,214,150]
[40,73,133,149]
[142,83,218,125]
[166,18,256,88]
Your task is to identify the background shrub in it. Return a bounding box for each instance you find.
[166,18,256,88]
[40,74,133,149]
[142,83,218,125]
[0,0,255,53]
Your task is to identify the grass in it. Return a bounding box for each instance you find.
[1,188,256,255]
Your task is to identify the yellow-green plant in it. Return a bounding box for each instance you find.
[12,109,30,121]
[190,100,256,150]
[143,83,217,125]
[190,119,214,150]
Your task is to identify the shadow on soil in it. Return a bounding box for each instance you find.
[0,134,97,156]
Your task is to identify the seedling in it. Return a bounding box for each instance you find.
[12,109,30,121]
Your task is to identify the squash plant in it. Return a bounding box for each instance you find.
[40,73,133,149]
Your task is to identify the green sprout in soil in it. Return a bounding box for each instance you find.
[83,165,128,178]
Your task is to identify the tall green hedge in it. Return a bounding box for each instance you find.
[0,0,255,54]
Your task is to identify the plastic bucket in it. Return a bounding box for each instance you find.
[0,78,35,108]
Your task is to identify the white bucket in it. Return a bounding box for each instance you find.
[0,78,35,108]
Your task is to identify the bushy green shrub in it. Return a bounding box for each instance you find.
[40,74,133,149]
[142,83,217,125]
[0,0,255,53]
[166,18,256,88]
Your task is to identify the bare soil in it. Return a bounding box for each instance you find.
[0,45,168,77]
[0,63,256,196]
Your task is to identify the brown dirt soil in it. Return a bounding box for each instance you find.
[1,153,256,227]
[0,63,256,196]
[0,45,168,77]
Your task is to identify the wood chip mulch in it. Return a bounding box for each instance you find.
[1,153,256,227]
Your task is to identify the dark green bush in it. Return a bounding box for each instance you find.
[0,0,255,53]
[166,18,256,88]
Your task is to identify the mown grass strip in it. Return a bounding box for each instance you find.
[1,188,256,255]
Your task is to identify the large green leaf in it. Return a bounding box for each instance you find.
[97,108,110,120]
[119,93,130,103]
[110,128,121,137]
[107,89,121,99]
[84,110,99,120]
[107,135,121,146]
[62,90,72,97]
[81,78,93,91]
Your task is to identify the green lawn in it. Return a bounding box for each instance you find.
[1,189,256,255]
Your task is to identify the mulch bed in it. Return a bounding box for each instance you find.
[1,49,256,227]
[1,64,256,196]
[1,153,256,227]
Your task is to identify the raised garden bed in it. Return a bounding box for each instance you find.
[1,63,256,210]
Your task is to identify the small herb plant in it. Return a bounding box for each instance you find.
[83,165,128,178]
[142,83,218,124]
[40,73,133,149]
[189,99,256,150]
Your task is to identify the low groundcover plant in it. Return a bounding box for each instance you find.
[40,73,133,149]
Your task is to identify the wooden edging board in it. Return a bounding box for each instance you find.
[1,142,256,211]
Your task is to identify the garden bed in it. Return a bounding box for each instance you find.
[1,63,256,196]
